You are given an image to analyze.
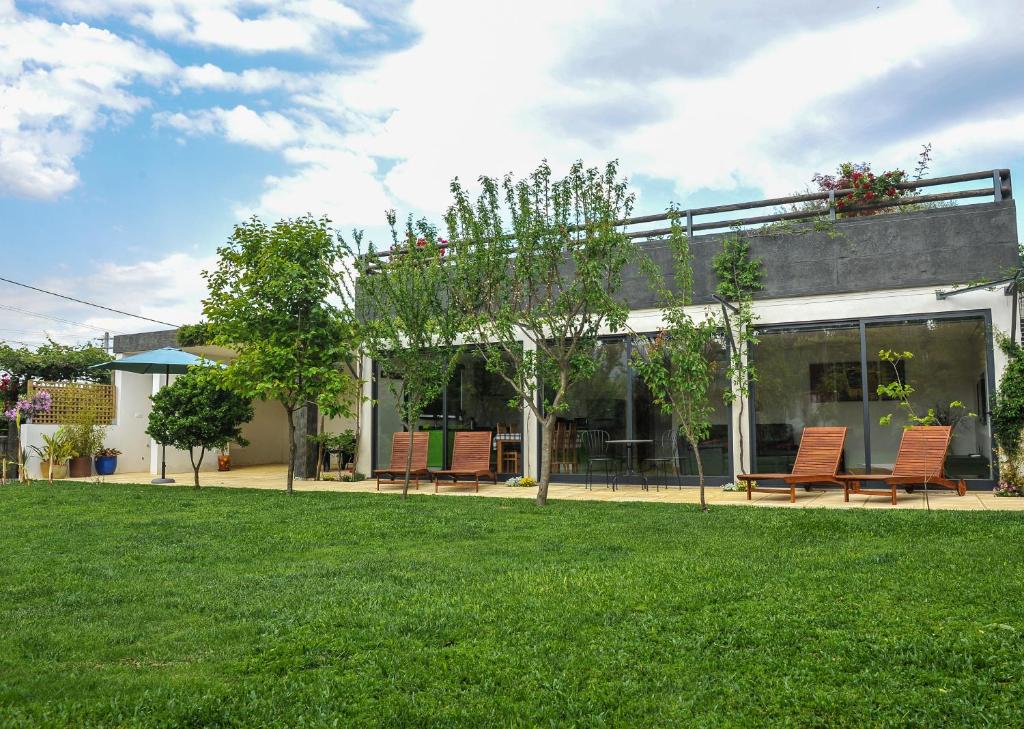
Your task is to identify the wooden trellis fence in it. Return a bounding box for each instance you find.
[27,380,116,425]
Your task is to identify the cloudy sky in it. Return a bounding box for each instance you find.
[1,0,1022,348]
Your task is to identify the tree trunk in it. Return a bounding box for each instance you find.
[736,396,746,475]
[285,404,296,495]
[189,447,205,488]
[688,434,707,512]
[402,424,415,498]
[536,415,554,506]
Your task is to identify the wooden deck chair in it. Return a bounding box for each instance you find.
[838,426,966,505]
[736,426,847,503]
[432,431,496,493]
[375,431,430,491]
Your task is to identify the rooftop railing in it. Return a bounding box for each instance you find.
[371,168,1012,258]
[623,168,1012,241]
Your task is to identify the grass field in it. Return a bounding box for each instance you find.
[1,482,1023,727]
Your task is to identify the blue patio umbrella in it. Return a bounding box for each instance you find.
[91,348,225,484]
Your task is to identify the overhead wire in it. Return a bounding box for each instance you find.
[0,276,180,328]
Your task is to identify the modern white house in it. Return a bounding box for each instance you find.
[24,169,1017,490]
[363,169,1018,490]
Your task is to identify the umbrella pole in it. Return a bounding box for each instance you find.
[151,365,176,485]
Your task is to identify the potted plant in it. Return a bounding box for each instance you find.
[66,409,106,478]
[94,447,121,476]
[217,446,231,471]
[29,428,74,482]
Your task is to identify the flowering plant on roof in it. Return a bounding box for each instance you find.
[813,162,908,216]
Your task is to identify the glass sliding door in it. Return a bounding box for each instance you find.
[865,317,991,478]
[634,340,731,478]
[753,324,864,473]
[553,340,628,476]
[373,349,524,475]
[752,313,994,483]
[447,349,522,475]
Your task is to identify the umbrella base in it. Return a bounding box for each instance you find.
[151,477,176,484]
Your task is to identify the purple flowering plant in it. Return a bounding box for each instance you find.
[2,390,52,421]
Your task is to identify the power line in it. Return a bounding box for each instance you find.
[0,302,126,336]
[0,275,181,328]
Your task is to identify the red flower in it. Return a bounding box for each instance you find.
[865,191,874,200]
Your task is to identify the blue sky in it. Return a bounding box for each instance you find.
[1,0,1022,347]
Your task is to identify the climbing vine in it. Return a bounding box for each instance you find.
[992,337,1024,486]
[711,231,763,472]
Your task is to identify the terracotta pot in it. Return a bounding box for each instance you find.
[45,461,68,480]
[68,455,92,478]
[217,454,231,472]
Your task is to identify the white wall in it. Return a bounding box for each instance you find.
[232,399,289,466]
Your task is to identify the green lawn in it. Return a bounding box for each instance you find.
[1,484,1023,727]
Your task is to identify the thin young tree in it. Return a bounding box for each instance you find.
[203,215,360,494]
[630,210,722,512]
[711,231,763,473]
[445,160,643,506]
[341,213,463,497]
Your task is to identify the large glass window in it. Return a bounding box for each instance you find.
[374,349,522,473]
[752,315,992,480]
[865,318,991,479]
[754,324,864,473]
[634,341,731,477]
[553,340,628,475]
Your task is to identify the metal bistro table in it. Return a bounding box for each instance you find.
[606,439,652,491]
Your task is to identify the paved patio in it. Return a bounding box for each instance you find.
[67,464,1024,510]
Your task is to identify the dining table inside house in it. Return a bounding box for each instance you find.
[606,439,653,491]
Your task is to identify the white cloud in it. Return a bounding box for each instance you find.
[0,8,176,198]
[178,63,316,94]
[239,147,392,226]
[44,0,368,53]
[154,105,300,149]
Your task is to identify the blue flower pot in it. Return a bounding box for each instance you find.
[94,455,117,476]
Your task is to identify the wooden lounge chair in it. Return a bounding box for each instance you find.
[432,431,497,493]
[736,426,847,503]
[837,425,967,505]
[375,431,430,491]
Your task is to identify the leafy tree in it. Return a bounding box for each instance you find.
[631,211,722,512]
[445,160,643,506]
[341,213,463,497]
[0,339,111,407]
[147,368,253,488]
[992,338,1024,485]
[711,231,763,472]
[202,215,361,494]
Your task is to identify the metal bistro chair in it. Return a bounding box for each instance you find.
[579,430,620,490]
[644,430,684,490]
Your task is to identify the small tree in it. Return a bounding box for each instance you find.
[147,368,253,488]
[446,160,643,506]
[341,213,463,497]
[203,215,361,494]
[631,211,722,512]
[711,231,763,472]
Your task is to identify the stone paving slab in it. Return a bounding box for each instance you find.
[62,465,1024,512]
